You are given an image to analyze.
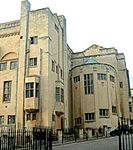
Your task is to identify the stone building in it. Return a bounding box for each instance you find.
[71,44,130,135]
[129,88,133,123]
[0,0,71,130]
[0,0,130,133]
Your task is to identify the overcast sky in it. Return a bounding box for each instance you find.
[0,0,133,85]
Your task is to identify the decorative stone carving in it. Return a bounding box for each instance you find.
[0,32,20,38]
[0,20,20,30]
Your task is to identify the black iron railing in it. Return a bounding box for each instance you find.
[0,128,52,150]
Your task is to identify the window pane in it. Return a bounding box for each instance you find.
[26,82,34,98]
[35,83,39,98]
[56,87,60,102]
[10,61,18,70]
[3,81,12,102]
[0,63,7,71]
[29,58,37,66]
[8,115,15,124]
[84,74,94,95]
[0,116,4,124]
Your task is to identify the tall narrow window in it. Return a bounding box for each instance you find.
[52,61,55,72]
[0,62,7,71]
[26,82,34,98]
[0,116,4,124]
[29,58,37,66]
[61,88,64,103]
[119,82,123,88]
[8,115,15,124]
[32,114,36,120]
[129,102,132,112]
[61,69,63,79]
[35,83,39,98]
[84,74,94,94]
[10,61,18,70]
[110,75,115,82]
[26,114,31,121]
[3,81,12,102]
[56,87,60,102]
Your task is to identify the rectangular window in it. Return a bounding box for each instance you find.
[84,74,94,95]
[0,62,7,71]
[52,114,55,121]
[119,82,123,88]
[30,36,38,44]
[129,102,132,112]
[97,73,107,80]
[85,113,95,121]
[75,117,81,125]
[56,65,59,74]
[0,116,4,124]
[26,82,34,98]
[29,58,37,66]
[56,87,60,102]
[35,83,39,98]
[10,61,18,70]
[99,109,109,117]
[32,114,36,120]
[52,60,55,72]
[26,114,31,121]
[110,75,115,82]
[74,76,80,83]
[61,69,63,79]
[61,88,64,103]
[112,106,117,113]
[8,115,15,124]
[3,81,12,102]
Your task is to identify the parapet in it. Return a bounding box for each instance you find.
[0,20,20,30]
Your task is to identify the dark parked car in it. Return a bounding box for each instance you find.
[110,125,129,136]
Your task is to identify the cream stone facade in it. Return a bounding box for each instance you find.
[71,44,130,134]
[0,0,71,130]
[0,0,130,133]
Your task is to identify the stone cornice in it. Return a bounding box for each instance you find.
[0,20,20,30]
[0,31,20,38]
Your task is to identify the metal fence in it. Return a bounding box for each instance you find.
[52,128,106,144]
[0,128,52,150]
[118,117,133,150]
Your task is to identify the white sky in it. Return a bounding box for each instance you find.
[0,0,133,85]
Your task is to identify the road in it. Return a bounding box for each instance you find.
[53,136,119,150]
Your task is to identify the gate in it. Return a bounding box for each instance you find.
[0,128,52,150]
[118,118,133,150]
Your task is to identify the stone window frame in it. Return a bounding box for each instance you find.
[29,58,37,67]
[0,116,4,124]
[0,62,7,71]
[3,81,12,102]
[99,109,109,117]
[8,115,15,124]
[10,60,18,70]
[84,74,94,95]
[85,113,95,121]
